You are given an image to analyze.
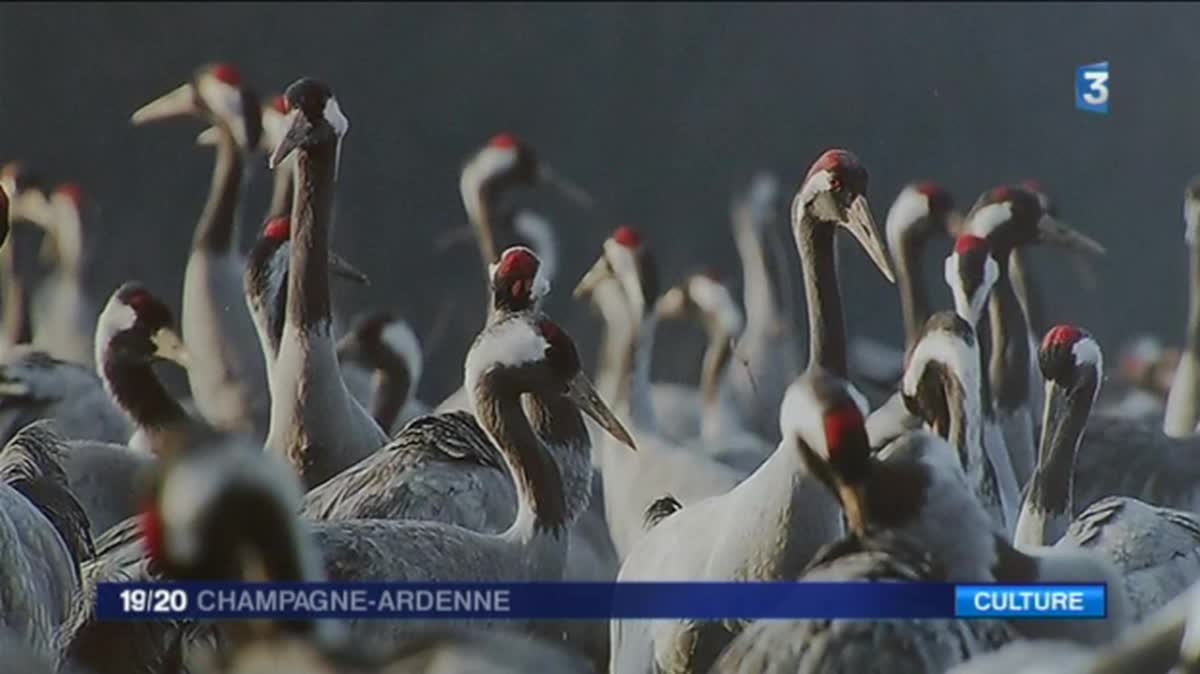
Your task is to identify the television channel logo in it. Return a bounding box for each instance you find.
[1076,62,1110,114]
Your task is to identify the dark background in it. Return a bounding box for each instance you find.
[2,3,1197,403]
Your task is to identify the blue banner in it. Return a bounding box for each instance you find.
[955,585,1106,619]
[95,582,1106,621]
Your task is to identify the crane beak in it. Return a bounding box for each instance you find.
[572,254,613,300]
[841,195,896,284]
[269,110,309,171]
[654,286,688,321]
[329,250,369,285]
[15,190,54,230]
[0,184,53,231]
[538,164,594,209]
[835,482,869,534]
[195,126,221,146]
[151,327,191,369]
[1035,215,1107,257]
[131,83,199,125]
[565,372,636,451]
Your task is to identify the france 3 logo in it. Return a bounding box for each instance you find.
[1076,62,1110,115]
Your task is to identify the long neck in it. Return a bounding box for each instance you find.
[266,258,288,360]
[719,445,844,577]
[986,250,1031,412]
[195,485,320,582]
[101,353,190,451]
[699,330,740,442]
[1016,375,1096,546]
[182,481,341,651]
[369,359,411,432]
[268,160,295,220]
[895,234,930,354]
[194,122,243,253]
[522,392,593,526]
[287,143,334,333]
[1164,242,1200,436]
[245,243,288,366]
[1008,250,1045,337]
[592,283,635,405]
[1187,242,1200,354]
[517,212,558,286]
[53,207,87,276]
[700,331,734,407]
[624,311,660,430]
[462,180,499,293]
[473,374,566,543]
[943,368,985,484]
[733,220,777,329]
[795,220,846,376]
[977,327,995,416]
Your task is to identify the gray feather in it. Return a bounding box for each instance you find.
[713,530,1016,674]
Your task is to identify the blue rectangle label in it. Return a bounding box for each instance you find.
[94,581,1109,621]
[954,584,1105,619]
[1075,61,1110,114]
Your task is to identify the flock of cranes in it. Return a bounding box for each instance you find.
[6,60,1200,674]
